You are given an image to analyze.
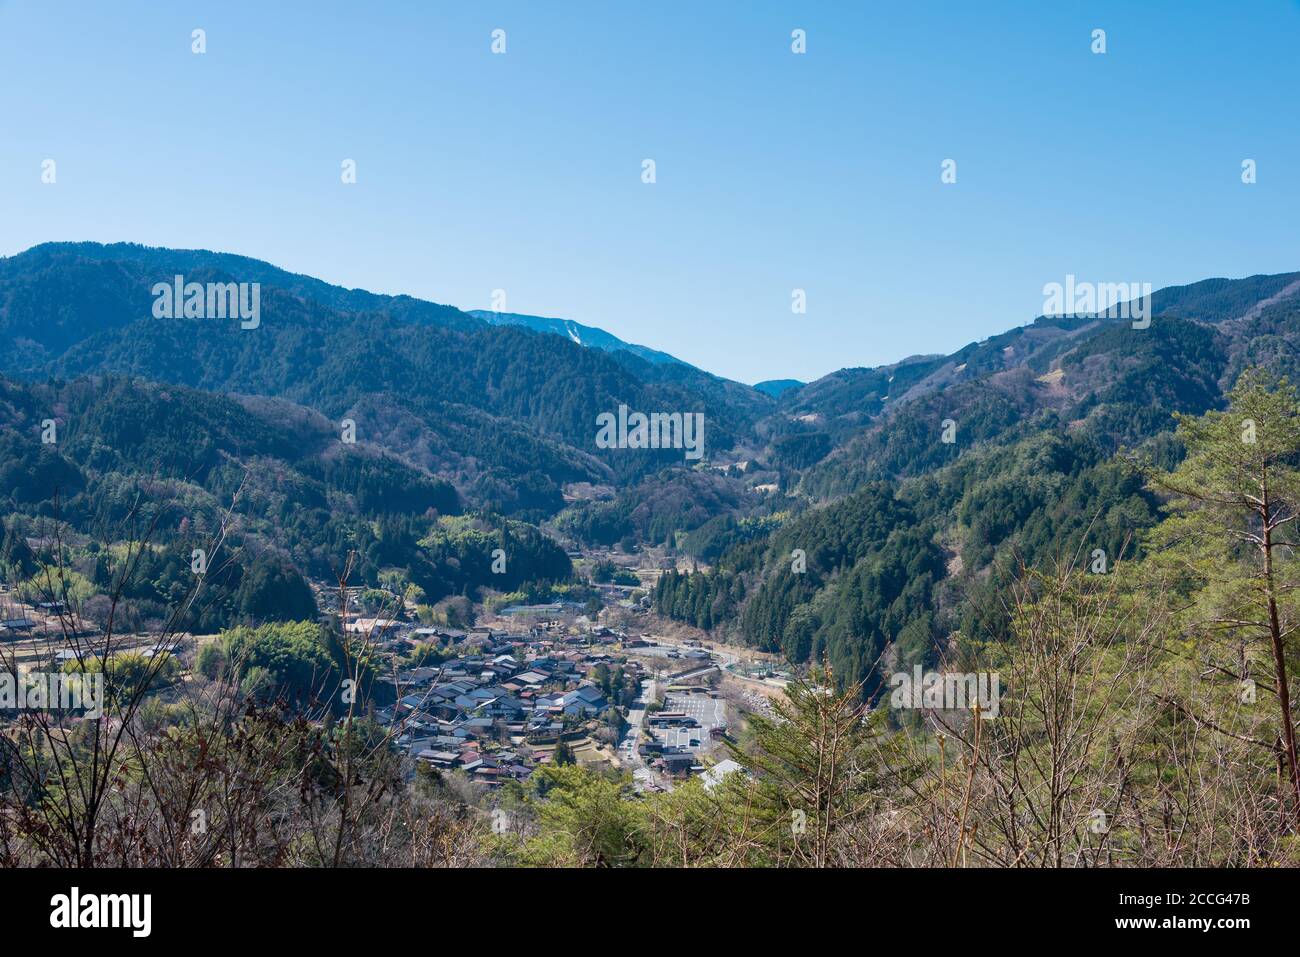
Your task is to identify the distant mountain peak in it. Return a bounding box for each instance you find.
[468,309,688,368]
[752,379,803,398]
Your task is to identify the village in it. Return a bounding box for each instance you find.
[362,610,746,794]
[0,571,789,795]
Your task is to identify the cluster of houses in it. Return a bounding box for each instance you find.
[369,622,645,790]
[0,598,69,641]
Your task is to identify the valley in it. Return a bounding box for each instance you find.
[4,242,1300,868]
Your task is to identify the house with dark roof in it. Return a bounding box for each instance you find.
[551,684,608,717]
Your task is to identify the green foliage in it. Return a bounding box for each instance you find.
[678,513,782,563]
[515,764,642,866]
[652,568,744,631]
[551,740,576,767]
[734,483,943,693]
[1141,369,1300,795]
[1145,374,1299,602]
[591,663,638,709]
[195,641,228,679]
[107,542,317,633]
[730,671,910,866]
[63,651,179,704]
[0,519,37,581]
[557,469,750,548]
[588,559,638,586]
[314,453,458,517]
[770,431,831,469]
[221,621,345,709]
[412,514,572,604]
[0,431,83,505]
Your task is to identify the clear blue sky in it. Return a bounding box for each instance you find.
[2,0,1297,383]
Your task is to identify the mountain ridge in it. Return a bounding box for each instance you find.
[8,243,1300,702]
[8,242,1299,395]
[468,309,689,368]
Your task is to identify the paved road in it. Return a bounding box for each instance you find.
[619,677,658,789]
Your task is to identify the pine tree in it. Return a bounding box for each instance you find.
[552,739,576,767]
[1147,368,1300,823]
[729,664,909,866]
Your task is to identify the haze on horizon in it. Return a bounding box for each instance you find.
[1,0,1297,383]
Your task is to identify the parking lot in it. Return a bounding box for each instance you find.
[649,693,726,753]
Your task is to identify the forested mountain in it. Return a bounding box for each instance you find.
[0,243,779,521]
[0,242,479,374]
[0,375,568,631]
[655,272,1300,695]
[7,241,1300,698]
